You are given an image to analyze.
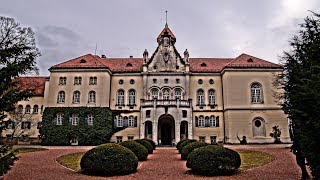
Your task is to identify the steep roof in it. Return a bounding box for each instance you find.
[15,77,47,96]
[99,58,143,73]
[189,58,234,72]
[225,53,281,68]
[50,54,106,70]
[157,26,176,42]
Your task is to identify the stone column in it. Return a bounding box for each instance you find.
[185,75,190,99]
[153,122,158,145]
[175,121,180,144]
[140,109,145,139]
[143,75,147,99]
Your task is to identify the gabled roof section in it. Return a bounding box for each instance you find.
[15,77,47,96]
[99,58,143,73]
[50,54,107,70]
[157,26,176,42]
[190,58,234,72]
[225,54,281,68]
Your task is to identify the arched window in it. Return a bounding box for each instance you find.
[175,89,182,100]
[128,116,134,127]
[88,91,96,103]
[117,90,125,106]
[198,116,205,127]
[123,116,128,127]
[57,91,65,103]
[252,117,266,137]
[209,115,216,127]
[73,91,80,103]
[128,89,136,105]
[251,83,263,103]
[70,114,79,125]
[33,105,39,114]
[87,114,94,125]
[25,105,31,114]
[197,89,205,106]
[18,105,23,114]
[117,116,123,127]
[208,89,216,105]
[163,89,170,100]
[151,89,159,99]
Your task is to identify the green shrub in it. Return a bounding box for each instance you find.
[186,145,241,176]
[80,143,138,176]
[176,139,188,149]
[142,139,156,150]
[181,141,208,160]
[119,141,148,161]
[134,139,153,154]
[0,146,18,176]
[178,139,197,154]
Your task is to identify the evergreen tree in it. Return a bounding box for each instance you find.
[281,12,320,179]
[0,16,40,128]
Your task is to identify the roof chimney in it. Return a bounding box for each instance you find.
[101,54,106,58]
[130,56,133,58]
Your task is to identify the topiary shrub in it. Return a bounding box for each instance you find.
[119,141,148,161]
[80,143,138,176]
[134,139,153,154]
[176,139,188,150]
[181,141,208,160]
[186,145,241,176]
[178,139,197,154]
[143,139,156,150]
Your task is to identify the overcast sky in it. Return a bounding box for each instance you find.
[1,0,320,75]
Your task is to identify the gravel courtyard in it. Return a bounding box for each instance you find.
[4,144,301,180]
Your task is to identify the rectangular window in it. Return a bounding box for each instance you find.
[87,115,94,126]
[89,77,97,85]
[70,114,79,126]
[116,136,123,143]
[117,117,123,127]
[74,77,82,85]
[33,105,39,114]
[182,110,187,118]
[21,122,31,129]
[199,136,206,142]
[59,77,67,85]
[56,113,63,125]
[146,110,151,118]
[128,136,134,141]
[210,136,217,144]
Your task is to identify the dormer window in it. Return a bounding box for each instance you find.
[80,59,86,63]
[201,62,207,67]
[247,58,254,62]
[126,63,132,67]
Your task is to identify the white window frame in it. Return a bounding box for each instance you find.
[117,90,125,106]
[128,116,134,127]
[25,105,31,114]
[73,91,80,103]
[59,77,67,85]
[89,77,97,85]
[251,83,262,103]
[117,116,123,127]
[58,91,65,103]
[208,89,216,105]
[71,114,79,126]
[88,91,96,103]
[116,136,123,143]
[163,89,170,100]
[74,77,82,85]
[128,90,136,105]
[197,90,205,106]
[33,105,39,114]
[151,89,159,99]
[210,136,217,144]
[56,113,63,125]
[199,136,206,142]
[209,116,216,127]
[198,116,205,127]
[175,89,182,100]
[87,114,94,126]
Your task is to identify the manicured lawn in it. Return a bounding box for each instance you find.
[236,149,274,170]
[56,152,85,172]
[57,149,273,172]
[13,147,48,153]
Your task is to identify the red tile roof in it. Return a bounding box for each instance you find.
[157,27,176,42]
[15,77,47,96]
[49,53,280,73]
[225,53,281,68]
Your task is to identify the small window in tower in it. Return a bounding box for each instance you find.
[247,58,254,62]
[182,110,187,118]
[146,110,151,118]
[201,62,207,67]
[80,59,86,63]
[127,63,132,67]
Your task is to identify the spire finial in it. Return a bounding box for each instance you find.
[165,10,168,28]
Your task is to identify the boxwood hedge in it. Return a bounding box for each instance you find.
[40,107,118,145]
[80,143,138,175]
[181,141,208,160]
[134,139,153,154]
[142,139,156,150]
[119,141,148,161]
[178,139,197,154]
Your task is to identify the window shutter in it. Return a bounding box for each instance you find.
[195,117,198,127]
[205,117,209,127]
[134,117,138,127]
[216,116,219,127]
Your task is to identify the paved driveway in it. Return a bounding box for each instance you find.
[4,145,301,180]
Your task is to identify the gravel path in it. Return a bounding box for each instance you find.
[3,145,301,180]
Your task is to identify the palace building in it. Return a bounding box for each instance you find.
[1,23,290,145]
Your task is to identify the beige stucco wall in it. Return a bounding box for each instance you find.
[110,74,143,111]
[224,109,290,143]
[44,70,111,107]
[110,112,140,142]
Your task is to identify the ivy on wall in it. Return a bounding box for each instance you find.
[40,107,117,146]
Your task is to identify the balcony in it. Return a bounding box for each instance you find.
[141,99,191,108]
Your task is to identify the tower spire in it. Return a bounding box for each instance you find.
[165,10,168,28]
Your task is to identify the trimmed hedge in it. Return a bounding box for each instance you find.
[186,145,241,176]
[181,141,208,160]
[119,141,148,161]
[142,139,156,150]
[176,139,188,149]
[134,139,153,154]
[178,139,197,154]
[41,107,117,145]
[80,143,138,176]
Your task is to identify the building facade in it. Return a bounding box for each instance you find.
[1,24,291,145]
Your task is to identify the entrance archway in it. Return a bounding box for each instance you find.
[158,114,175,145]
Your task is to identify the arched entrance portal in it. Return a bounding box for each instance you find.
[158,114,175,145]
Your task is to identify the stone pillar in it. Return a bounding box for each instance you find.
[143,75,147,99]
[175,121,180,144]
[153,122,158,145]
[185,75,190,99]
[140,109,145,139]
